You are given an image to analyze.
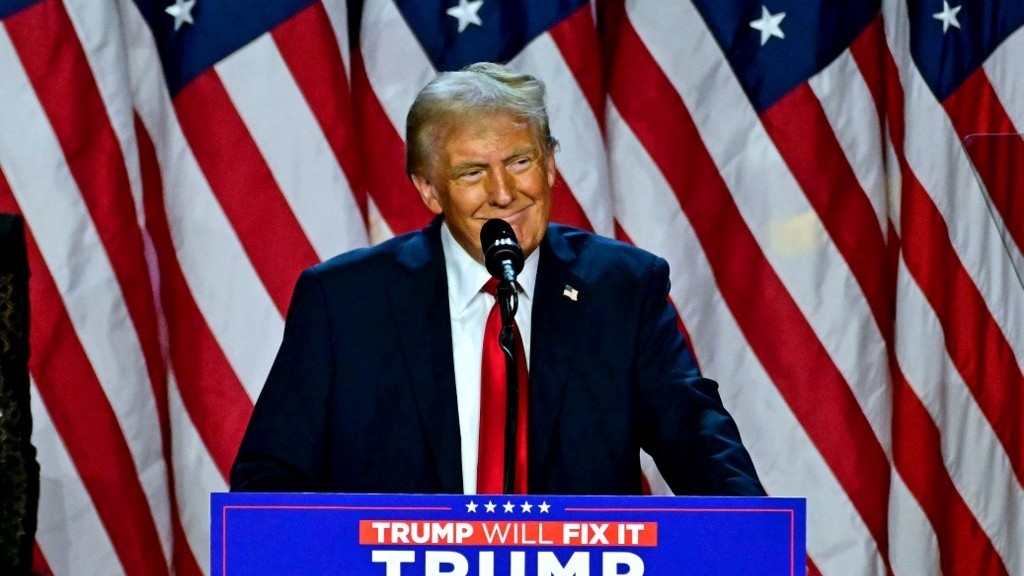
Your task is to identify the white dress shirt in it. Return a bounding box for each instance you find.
[440,222,538,494]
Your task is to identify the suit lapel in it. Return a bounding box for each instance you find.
[388,220,463,493]
[529,226,587,481]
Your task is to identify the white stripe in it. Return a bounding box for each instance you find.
[368,195,396,244]
[0,26,172,564]
[31,381,125,576]
[808,50,889,236]
[62,0,145,221]
[217,34,368,260]
[360,0,435,135]
[979,27,1024,280]
[119,0,283,401]
[895,258,1024,571]
[321,0,351,80]
[169,372,228,576]
[511,34,614,236]
[607,101,886,575]
[626,0,893,450]
[883,0,1024,370]
[887,470,940,576]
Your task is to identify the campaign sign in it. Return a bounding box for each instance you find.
[212,493,805,575]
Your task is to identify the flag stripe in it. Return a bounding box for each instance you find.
[610,11,893,568]
[893,246,1024,568]
[4,0,169,445]
[606,101,885,575]
[28,384,121,576]
[761,84,890,335]
[273,1,368,222]
[215,33,361,261]
[169,372,230,576]
[889,357,1009,575]
[546,4,604,130]
[356,0,436,240]
[173,70,320,315]
[942,70,1024,257]
[352,49,433,240]
[0,193,167,576]
[138,118,255,480]
[881,27,1024,568]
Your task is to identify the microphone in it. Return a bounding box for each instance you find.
[480,219,524,283]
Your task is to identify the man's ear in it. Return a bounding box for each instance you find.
[544,151,557,188]
[411,174,444,215]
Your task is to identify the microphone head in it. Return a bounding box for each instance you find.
[480,219,525,280]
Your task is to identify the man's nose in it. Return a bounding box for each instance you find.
[487,168,516,206]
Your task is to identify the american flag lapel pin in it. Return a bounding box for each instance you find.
[562,284,579,302]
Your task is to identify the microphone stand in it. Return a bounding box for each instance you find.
[496,278,519,495]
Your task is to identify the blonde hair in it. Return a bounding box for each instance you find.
[405,62,557,178]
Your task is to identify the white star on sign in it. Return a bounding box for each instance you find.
[485,500,497,513]
[503,500,515,513]
[933,1,962,33]
[538,501,551,513]
[165,0,196,31]
[447,0,483,33]
[466,500,478,513]
[749,5,786,46]
[520,501,533,513]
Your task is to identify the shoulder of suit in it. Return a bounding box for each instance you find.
[305,228,425,281]
[547,223,664,271]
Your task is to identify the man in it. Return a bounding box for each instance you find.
[231,62,764,497]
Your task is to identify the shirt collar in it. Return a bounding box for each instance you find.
[441,221,539,315]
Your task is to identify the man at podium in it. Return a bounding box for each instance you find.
[231,62,764,497]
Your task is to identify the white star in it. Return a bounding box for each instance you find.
[749,5,786,46]
[538,501,551,513]
[503,500,515,513]
[485,501,497,513]
[447,0,484,33]
[165,0,196,32]
[466,500,478,513]
[520,501,533,513]
[933,1,962,34]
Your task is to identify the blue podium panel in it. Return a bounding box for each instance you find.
[212,493,805,575]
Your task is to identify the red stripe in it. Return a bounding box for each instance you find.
[857,35,1012,576]
[351,50,434,236]
[273,2,367,221]
[549,176,593,231]
[760,83,891,340]
[32,542,52,576]
[901,165,1024,483]
[880,49,1024,488]
[0,190,168,576]
[5,0,169,444]
[547,4,605,130]
[137,116,255,480]
[878,49,1012,575]
[173,70,319,315]
[849,18,887,132]
[943,69,1024,256]
[609,16,894,568]
[890,359,1009,575]
[171,513,203,576]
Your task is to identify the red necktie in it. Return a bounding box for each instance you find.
[477,278,529,494]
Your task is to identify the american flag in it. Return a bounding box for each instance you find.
[0,0,1020,574]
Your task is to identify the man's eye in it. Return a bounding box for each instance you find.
[458,170,484,182]
[509,158,532,172]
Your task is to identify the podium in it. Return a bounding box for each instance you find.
[212,493,805,575]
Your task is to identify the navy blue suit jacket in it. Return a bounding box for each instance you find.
[231,220,763,496]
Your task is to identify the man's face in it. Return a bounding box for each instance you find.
[412,112,555,263]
